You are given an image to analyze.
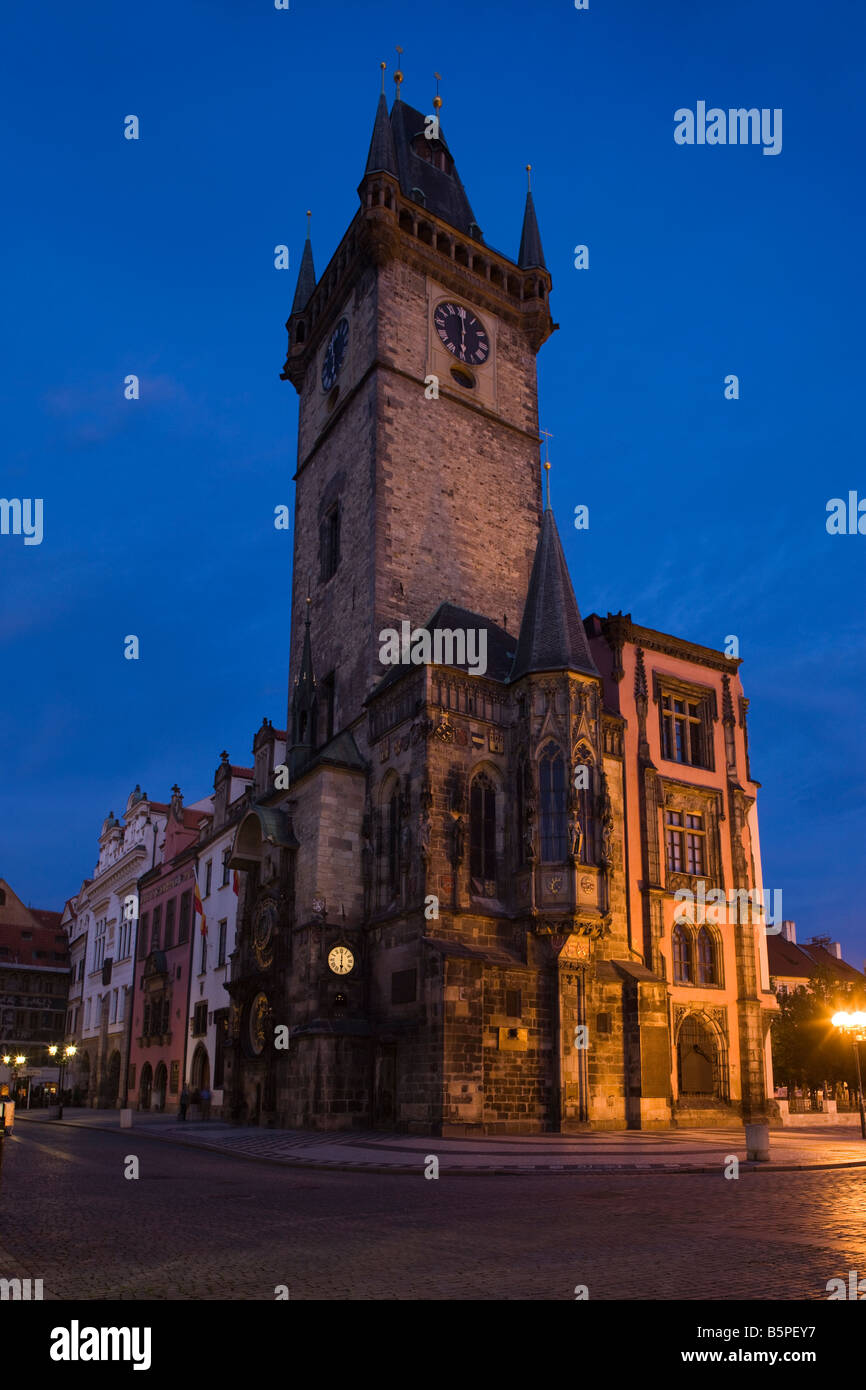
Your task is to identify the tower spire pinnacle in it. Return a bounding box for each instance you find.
[290,212,316,314]
[518,170,547,270]
[394,45,404,100]
[540,428,553,510]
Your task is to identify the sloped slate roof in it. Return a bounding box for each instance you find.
[510,507,599,680]
[390,99,481,237]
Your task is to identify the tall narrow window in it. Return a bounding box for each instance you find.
[320,502,340,581]
[204,860,212,897]
[178,892,191,943]
[217,920,227,967]
[164,899,176,950]
[666,809,706,875]
[150,906,162,952]
[697,927,718,985]
[673,924,693,983]
[387,790,400,892]
[470,773,497,885]
[539,744,567,862]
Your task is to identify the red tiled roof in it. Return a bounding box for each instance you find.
[803,942,864,984]
[230,767,254,779]
[31,909,63,929]
[767,935,865,984]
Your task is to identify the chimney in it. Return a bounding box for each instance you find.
[831,942,842,960]
[781,920,796,943]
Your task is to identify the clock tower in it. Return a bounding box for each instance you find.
[281,74,554,740]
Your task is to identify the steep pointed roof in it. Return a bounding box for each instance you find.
[291,607,316,714]
[290,235,316,314]
[365,91,398,176]
[518,190,546,269]
[389,99,481,237]
[510,507,599,680]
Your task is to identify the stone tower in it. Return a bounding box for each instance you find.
[224,72,777,1136]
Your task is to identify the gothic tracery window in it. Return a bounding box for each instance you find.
[470,772,497,886]
[673,923,693,984]
[539,743,567,863]
[697,926,719,986]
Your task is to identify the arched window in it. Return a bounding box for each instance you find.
[697,927,718,986]
[539,743,567,862]
[470,773,496,886]
[673,924,694,983]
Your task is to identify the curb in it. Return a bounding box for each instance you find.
[14,1114,866,1177]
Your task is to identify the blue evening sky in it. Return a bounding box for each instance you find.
[2,0,864,961]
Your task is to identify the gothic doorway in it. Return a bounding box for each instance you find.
[139,1062,152,1111]
[102,1050,121,1108]
[153,1062,167,1112]
[191,1044,210,1092]
[677,1015,718,1098]
[373,1044,397,1128]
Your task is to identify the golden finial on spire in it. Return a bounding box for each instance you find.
[305,209,311,236]
[394,45,404,97]
[540,428,553,509]
[526,163,532,191]
[380,61,387,95]
[433,72,442,111]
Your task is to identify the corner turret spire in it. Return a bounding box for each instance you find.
[290,212,316,314]
[364,74,398,177]
[510,508,599,680]
[518,167,546,270]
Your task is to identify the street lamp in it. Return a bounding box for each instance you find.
[47,1044,76,1120]
[831,1010,866,1140]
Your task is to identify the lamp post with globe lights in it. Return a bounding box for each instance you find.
[831,1010,866,1140]
[47,1044,77,1119]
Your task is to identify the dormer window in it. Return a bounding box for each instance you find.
[411,134,453,175]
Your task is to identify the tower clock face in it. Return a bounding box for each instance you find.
[321,317,349,391]
[434,302,490,366]
[328,945,354,976]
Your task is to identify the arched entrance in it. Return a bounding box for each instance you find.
[153,1062,168,1113]
[191,1044,210,1092]
[677,1013,725,1099]
[139,1062,153,1111]
[101,1051,121,1108]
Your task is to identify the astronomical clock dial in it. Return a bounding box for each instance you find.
[321,316,349,391]
[328,945,354,976]
[433,302,490,365]
[252,897,278,970]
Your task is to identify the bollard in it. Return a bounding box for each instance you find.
[745,1122,770,1161]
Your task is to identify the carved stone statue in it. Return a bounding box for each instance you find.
[523,807,537,863]
[601,799,614,865]
[451,815,465,866]
[418,810,432,864]
[568,812,584,864]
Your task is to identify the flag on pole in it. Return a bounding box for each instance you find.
[194,880,207,936]
[233,869,239,896]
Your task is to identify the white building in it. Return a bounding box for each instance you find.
[185,746,262,1117]
[69,787,168,1106]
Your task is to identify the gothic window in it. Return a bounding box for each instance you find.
[672,924,694,984]
[139,913,150,959]
[697,927,719,986]
[539,743,567,863]
[469,772,497,886]
[660,691,712,768]
[666,810,705,875]
[150,906,162,952]
[320,502,340,582]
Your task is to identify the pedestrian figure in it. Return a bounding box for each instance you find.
[200,1085,211,1120]
[179,1085,189,1121]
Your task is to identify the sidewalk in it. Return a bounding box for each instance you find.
[16,1108,866,1175]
